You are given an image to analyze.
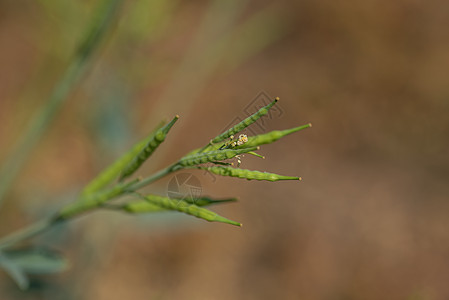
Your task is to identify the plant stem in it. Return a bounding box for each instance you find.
[0,218,62,251]
[0,0,123,209]
[0,164,179,250]
[127,164,179,191]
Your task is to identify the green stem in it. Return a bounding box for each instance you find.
[0,164,178,250]
[0,218,63,251]
[0,0,123,209]
[126,164,179,191]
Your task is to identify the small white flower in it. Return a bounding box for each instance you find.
[236,134,248,146]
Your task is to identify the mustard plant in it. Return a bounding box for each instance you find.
[0,96,311,288]
[0,0,312,290]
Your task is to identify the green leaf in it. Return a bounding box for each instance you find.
[0,251,29,290]
[139,194,241,226]
[2,248,68,275]
[119,115,179,181]
[177,147,258,167]
[122,196,237,213]
[197,166,301,181]
[0,247,68,289]
[235,123,312,149]
[81,120,166,196]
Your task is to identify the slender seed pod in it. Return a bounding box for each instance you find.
[235,123,312,149]
[122,196,237,213]
[197,166,301,181]
[210,97,279,144]
[120,115,179,181]
[247,151,265,159]
[140,194,241,226]
[58,179,139,220]
[177,147,258,167]
[185,196,237,206]
[123,201,163,213]
[81,120,166,196]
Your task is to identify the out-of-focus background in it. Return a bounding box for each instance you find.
[1,0,449,299]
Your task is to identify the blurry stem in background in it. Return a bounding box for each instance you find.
[143,1,287,172]
[0,0,123,209]
[219,4,288,73]
[144,0,248,129]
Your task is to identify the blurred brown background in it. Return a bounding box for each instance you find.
[1,0,449,299]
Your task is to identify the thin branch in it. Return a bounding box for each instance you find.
[0,0,123,208]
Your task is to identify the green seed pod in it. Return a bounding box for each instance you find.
[122,201,164,213]
[140,194,241,226]
[81,120,166,196]
[247,151,265,159]
[123,196,237,213]
[185,196,237,206]
[198,166,301,181]
[58,179,138,219]
[235,123,312,149]
[211,98,278,144]
[120,116,179,181]
[177,147,258,167]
